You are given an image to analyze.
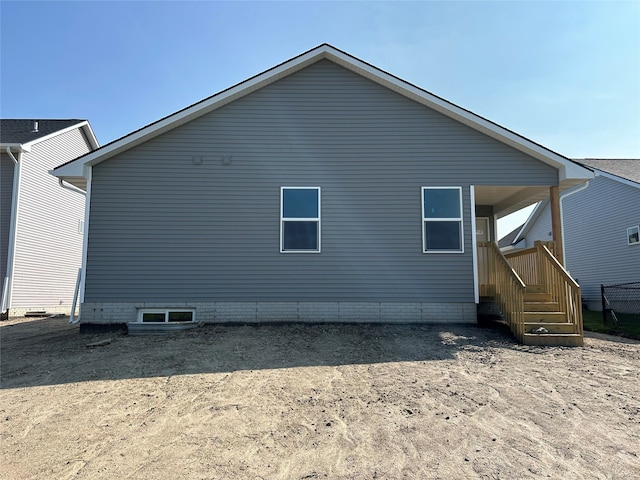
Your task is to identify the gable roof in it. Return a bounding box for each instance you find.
[498,224,525,249]
[52,44,593,189]
[1,119,99,151]
[577,158,640,185]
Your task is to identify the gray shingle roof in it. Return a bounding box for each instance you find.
[577,158,640,184]
[0,119,85,145]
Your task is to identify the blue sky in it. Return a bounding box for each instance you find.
[2,1,639,236]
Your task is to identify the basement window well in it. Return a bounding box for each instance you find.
[137,310,195,323]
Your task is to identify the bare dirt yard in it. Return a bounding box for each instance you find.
[1,316,639,480]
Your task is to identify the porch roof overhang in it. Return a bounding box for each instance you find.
[474,179,593,219]
[51,44,594,194]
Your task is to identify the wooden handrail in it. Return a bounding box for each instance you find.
[504,241,555,259]
[535,242,583,336]
[503,246,536,259]
[479,241,526,342]
[537,243,580,289]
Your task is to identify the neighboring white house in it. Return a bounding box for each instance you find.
[1,119,99,317]
[504,159,640,311]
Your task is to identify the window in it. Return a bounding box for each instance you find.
[628,226,639,245]
[422,187,463,253]
[281,187,321,252]
[137,309,195,323]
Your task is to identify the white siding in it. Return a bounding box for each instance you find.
[10,127,92,309]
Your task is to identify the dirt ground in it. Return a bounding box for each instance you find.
[1,316,639,480]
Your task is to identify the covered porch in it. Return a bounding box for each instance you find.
[473,184,585,346]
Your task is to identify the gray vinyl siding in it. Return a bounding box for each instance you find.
[86,60,558,304]
[10,128,92,309]
[1,153,15,283]
[562,176,640,306]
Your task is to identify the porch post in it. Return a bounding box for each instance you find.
[549,186,564,265]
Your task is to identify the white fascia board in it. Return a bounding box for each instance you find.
[52,160,85,178]
[0,143,31,153]
[80,121,100,150]
[560,161,595,182]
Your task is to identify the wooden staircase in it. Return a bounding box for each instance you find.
[478,241,584,347]
[522,285,583,346]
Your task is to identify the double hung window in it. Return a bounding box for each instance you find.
[422,187,463,253]
[280,187,321,252]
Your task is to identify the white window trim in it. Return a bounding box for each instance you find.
[628,226,640,245]
[280,186,321,253]
[470,185,479,303]
[136,309,196,323]
[421,186,464,254]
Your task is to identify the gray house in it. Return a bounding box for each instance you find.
[1,119,99,316]
[52,45,593,343]
[508,159,640,311]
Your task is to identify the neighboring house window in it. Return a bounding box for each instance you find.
[281,187,321,253]
[422,187,463,253]
[137,309,195,323]
[628,226,640,245]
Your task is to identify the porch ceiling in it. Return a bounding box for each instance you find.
[475,185,552,218]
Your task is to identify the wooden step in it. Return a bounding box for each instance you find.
[524,292,553,302]
[523,312,567,323]
[525,284,546,293]
[523,333,583,347]
[524,301,560,312]
[524,322,577,334]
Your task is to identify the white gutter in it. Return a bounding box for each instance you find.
[559,180,590,265]
[58,178,86,196]
[1,146,23,313]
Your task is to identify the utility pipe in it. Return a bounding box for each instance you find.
[69,268,82,324]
